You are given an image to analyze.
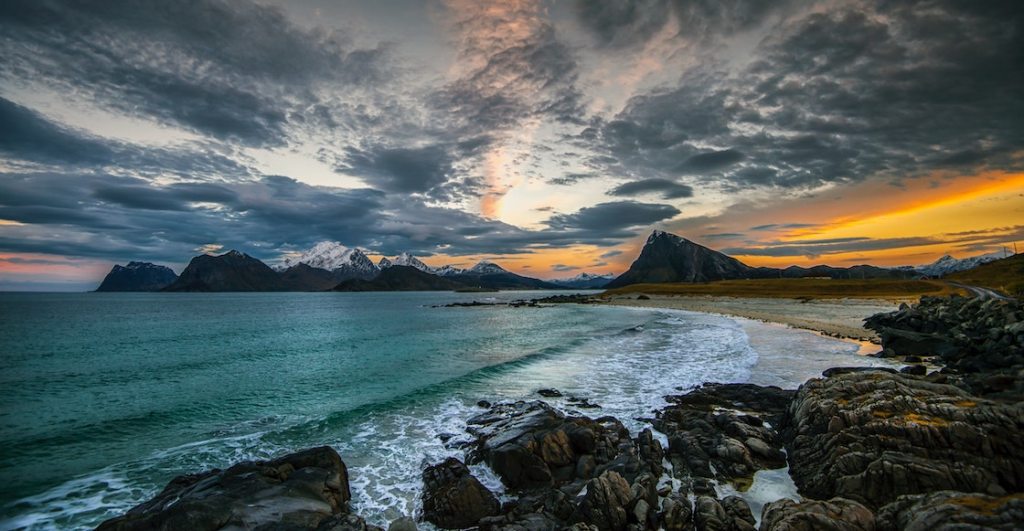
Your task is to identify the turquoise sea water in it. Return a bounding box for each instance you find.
[0,292,889,529]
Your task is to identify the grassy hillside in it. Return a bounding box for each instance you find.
[946,254,1024,298]
[602,278,961,300]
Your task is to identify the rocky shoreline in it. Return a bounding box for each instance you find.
[97,295,1024,530]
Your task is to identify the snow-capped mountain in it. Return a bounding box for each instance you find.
[914,252,1004,277]
[466,260,508,275]
[435,265,465,276]
[378,252,434,273]
[277,242,379,279]
[550,272,617,289]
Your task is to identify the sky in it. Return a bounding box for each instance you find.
[1,0,1022,290]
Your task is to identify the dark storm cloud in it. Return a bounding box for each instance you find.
[548,201,680,236]
[608,178,694,199]
[341,145,455,194]
[0,97,114,165]
[0,96,250,178]
[0,168,668,263]
[600,249,624,259]
[585,0,1024,190]
[573,0,797,48]
[0,0,390,146]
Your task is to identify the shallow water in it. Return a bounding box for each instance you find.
[0,292,890,529]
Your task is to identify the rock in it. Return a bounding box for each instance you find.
[573,471,632,531]
[421,457,500,529]
[538,388,563,398]
[759,498,874,531]
[899,364,927,376]
[466,401,633,491]
[655,384,792,488]
[875,491,1024,530]
[387,516,417,531]
[96,446,351,531]
[784,370,1024,509]
[693,495,755,531]
[660,494,695,531]
[317,513,384,531]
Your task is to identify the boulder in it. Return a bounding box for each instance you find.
[466,401,636,490]
[875,491,1024,530]
[759,498,874,531]
[784,370,1024,509]
[660,494,695,531]
[421,458,500,529]
[693,495,755,531]
[573,471,632,531]
[96,446,352,531]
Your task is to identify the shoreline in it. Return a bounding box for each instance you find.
[603,293,901,344]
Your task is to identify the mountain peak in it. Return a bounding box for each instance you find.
[280,241,379,276]
[607,230,752,287]
[468,260,507,274]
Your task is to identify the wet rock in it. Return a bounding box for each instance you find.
[899,365,926,376]
[693,495,755,531]
[660,494,695,531]
[759,498,874,531]
[421,457,500,529]
[655,384,792,488]
[538,388,563,398]
[96,446,351,531]
[573,471,632,531]
[865,295,1024,399]
[875,491,1024,530]
[784,370,1024,509]
[467,401,636,490]
[317,513,384,531]
[387,516,417,531]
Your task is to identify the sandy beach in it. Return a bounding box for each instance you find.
[605,294,900,343]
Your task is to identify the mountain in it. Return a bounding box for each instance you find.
[279,263,340,291]
[914,252,1003,277]
[378,252,434,273]
[550,272,616,289]
[279,242,379,281]
[606,230,921,288]
[164,250,287,292]
[449,261,560,290]
[606,231,755,288]
[95,261,177,291]
[435,265,466,276]
[332,265,468,291]
[780,264,914,280]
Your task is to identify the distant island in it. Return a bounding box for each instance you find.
[95,230,1008,293]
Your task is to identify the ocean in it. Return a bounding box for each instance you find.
[0,291,890,529]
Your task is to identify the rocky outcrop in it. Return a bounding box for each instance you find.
[96,261,177,291]
[784,369,1024,510]
[760,498,875,531]
[466,401,643,491]
[96,446,363,531]
[864,295,1024,399]
[875,491,1024,530]
[654,384,793,491]
[421,458,500,529]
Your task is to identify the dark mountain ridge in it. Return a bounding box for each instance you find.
[333,265,469,291]
[163,250,288,292]
[96,261,177,291]
[607,230,919,288]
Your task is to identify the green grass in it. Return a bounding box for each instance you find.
[602,278,962,300]
[946,254,1024,298]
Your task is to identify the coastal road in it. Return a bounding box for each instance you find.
[948,282,1012,301]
